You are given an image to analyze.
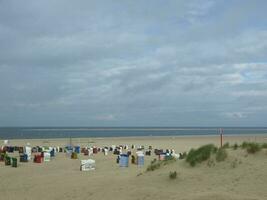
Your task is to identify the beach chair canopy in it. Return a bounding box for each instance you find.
[80,159,96,171]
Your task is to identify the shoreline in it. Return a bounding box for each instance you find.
[2,134,267,153]
[1,133,267,142]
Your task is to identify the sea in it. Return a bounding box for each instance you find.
[0,127,267,139]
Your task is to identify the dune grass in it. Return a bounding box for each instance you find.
[179,152,187,159]
[146,157,176,171]
[222,142,230,149]
[241,142,262,154]
[186,144,218,167]
[149,141,264,171]
[146,159,161,171]
[233,143,239,150]
[169,171,177,180]
[246,143,261,154]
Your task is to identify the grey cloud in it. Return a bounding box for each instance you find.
[0,0,267,126]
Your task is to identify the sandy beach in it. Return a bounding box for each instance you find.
[2,0,267,199]
[1,134,267,200]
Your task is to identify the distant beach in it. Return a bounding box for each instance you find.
[1,127,267,139]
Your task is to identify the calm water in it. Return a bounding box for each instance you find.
[0,127,267,139]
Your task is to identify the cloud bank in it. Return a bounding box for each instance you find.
[0,0,266,126]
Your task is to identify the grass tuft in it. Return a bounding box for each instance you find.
[207,159,216,167]
[261,143,267,149]
[233,143,239,150]
[147,160,161,171]
[179,152,187,159]
[169,171,177,179]
[146,156,176,171]
[186,144,217,167]
[231,159,238,168]
[245,142,261,154]
[241,141,249,149]
[222,142,230,149]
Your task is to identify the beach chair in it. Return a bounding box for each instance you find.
[80,159,95,171]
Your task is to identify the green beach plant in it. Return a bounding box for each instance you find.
[222,142,230,149]
[146,156,176,171]
[169,171,177,180]
[240,142,262,154]
[186,144,217,167]
[231,159,238,168]
[179,152,187,159]
[207,158,216,167]
[233,143,239,150]
[261,143,267,149]
[146,161,161,171]
[246,142,261,154]
[241,141,249,149]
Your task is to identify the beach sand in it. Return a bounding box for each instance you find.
[1,135,267,200]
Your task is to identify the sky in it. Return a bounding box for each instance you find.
[0,0,267,127]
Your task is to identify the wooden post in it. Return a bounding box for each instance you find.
[220,133,223,148]
[219,128,223,148]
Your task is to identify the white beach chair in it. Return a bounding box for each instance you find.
[44,152,51,162]
[80,159,95,171]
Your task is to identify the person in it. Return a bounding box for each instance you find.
[131,155,135,164]
[116,155,120,163]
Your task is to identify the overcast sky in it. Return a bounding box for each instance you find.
[0,0,267,127]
